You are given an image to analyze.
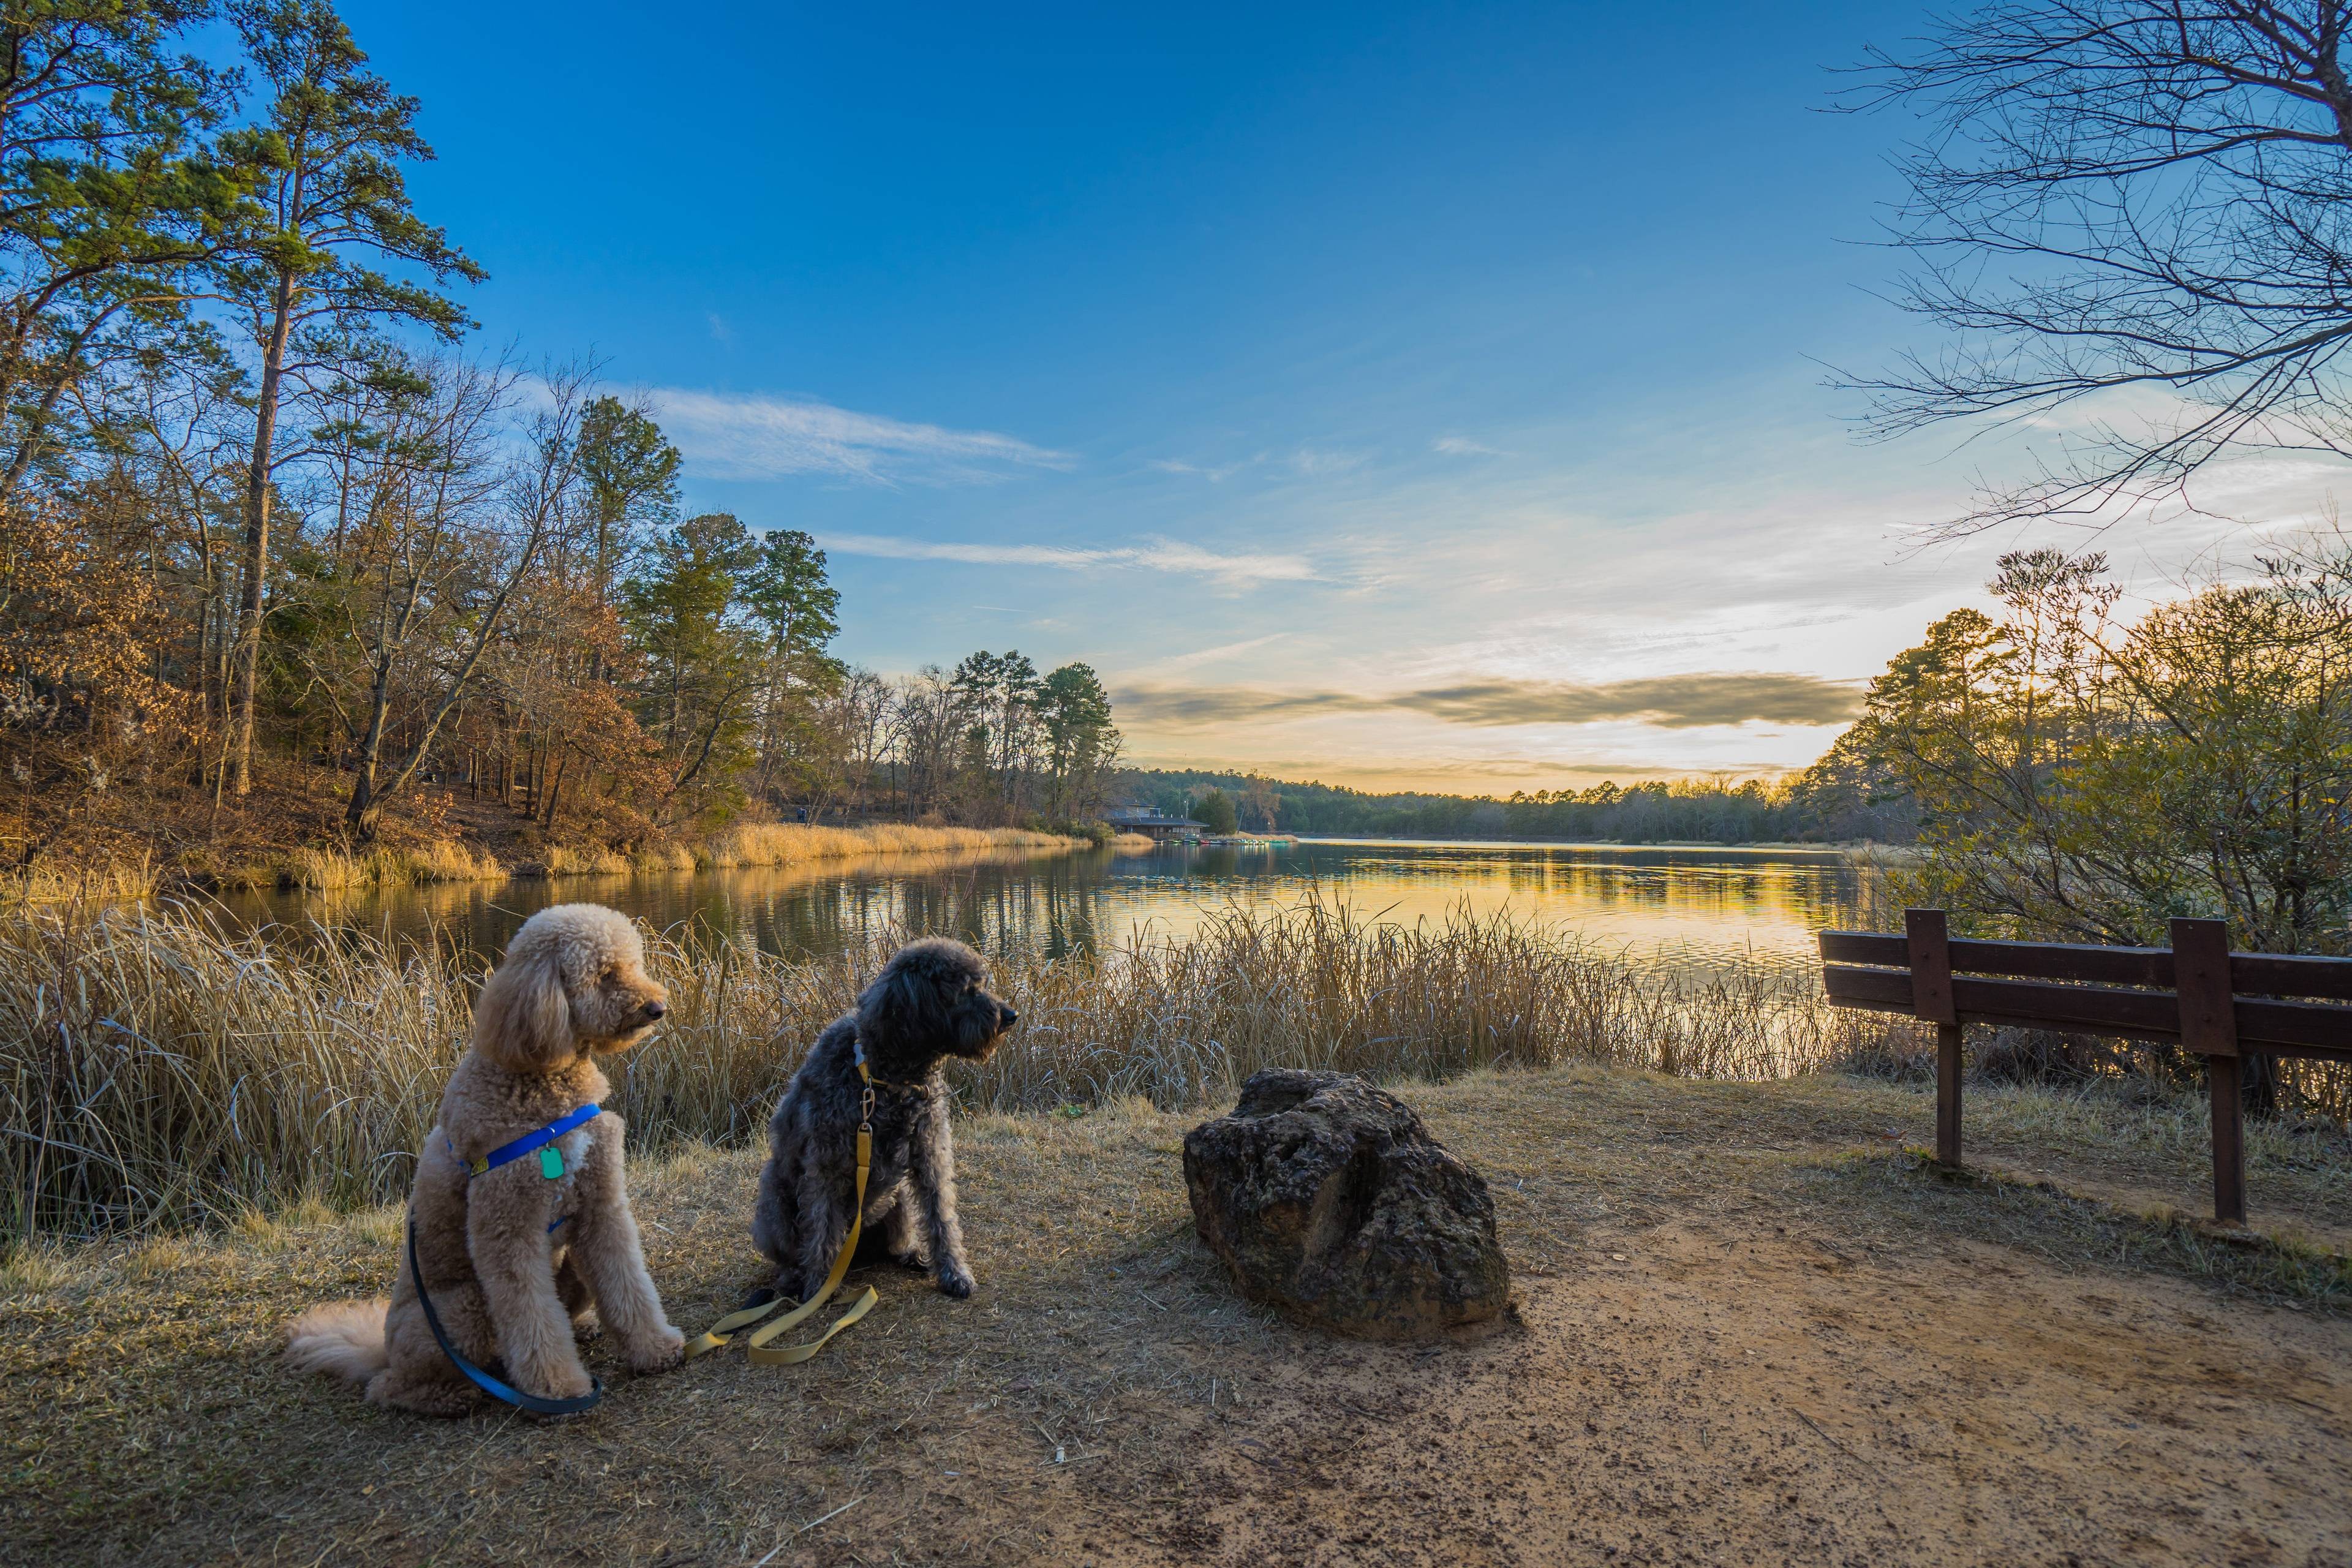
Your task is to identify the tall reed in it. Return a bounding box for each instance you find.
[0,856,160,903]
[684,821,1072,873]
[0,898,1911,1238]
[522,823,1077,879]
[123,822,1079,897]
[183,840,507,892]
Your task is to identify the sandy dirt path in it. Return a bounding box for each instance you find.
[1018,1220,2349,1566]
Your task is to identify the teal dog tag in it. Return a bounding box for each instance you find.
[540,1145,565,1180]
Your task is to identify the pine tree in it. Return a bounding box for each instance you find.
[621,511,761,820]
[575,395,679,620]
[213,0,481,795]
[1036,662,1118,820]
[741,527,842,807]
[0,1,244,503]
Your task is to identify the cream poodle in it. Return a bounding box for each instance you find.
[287,903,685,1415]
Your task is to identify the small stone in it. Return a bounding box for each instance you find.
[1182,1068,1512,1339]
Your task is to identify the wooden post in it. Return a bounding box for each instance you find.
[1907,909,1962,1167]
[2207,1055,2246,1226]
[2171,918,2244,1224]
[1934,1022,1964,1168]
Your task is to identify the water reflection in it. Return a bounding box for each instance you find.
[213,839,1871,979]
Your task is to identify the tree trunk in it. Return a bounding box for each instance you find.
[227,265,297,797]
[344,659,394,838]
[2242,1052,2280,1121]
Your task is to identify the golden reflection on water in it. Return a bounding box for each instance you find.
[216,839,1873,979]
[1084,841,1871,978]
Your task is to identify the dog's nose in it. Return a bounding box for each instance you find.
[643,1000,666,1020]
[999,1006,1019,1028]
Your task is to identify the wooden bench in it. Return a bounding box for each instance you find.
[1817,910,2352,1223]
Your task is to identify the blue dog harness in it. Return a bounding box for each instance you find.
[410,1102,609,1416]
[451,1101,602,1180]
[450,1101,600,1234]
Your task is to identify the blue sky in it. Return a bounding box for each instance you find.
[337,1,2329,790]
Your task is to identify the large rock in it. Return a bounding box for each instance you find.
[1182,1068,1511,1338]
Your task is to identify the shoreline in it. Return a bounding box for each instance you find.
[1275,834,1912,855]
[18,823,1091,902]
[7,828,1915,903]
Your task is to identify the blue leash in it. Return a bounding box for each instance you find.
[412,1102,608,1416]
[406,1215,603,1416]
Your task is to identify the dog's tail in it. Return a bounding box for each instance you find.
[286,1298,390,1385]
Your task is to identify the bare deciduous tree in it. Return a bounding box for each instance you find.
[1850,2,2352,530]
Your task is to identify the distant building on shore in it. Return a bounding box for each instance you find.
[1104,807,1205,843]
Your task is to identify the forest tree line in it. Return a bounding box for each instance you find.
[0,1,1120,873]
[1123,769,1860,845]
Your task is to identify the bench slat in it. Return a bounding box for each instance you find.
[1820,965,2352,1059]
[1817,930,2352,1000]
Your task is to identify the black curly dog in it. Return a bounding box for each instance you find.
[752,937,1017,1302]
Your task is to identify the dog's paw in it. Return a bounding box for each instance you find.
[890,1249,930,1274]
[528,1360,596,1403]
[627,1324,686,1374]
[364,1370,472,1419]
[571,1310,603,1343]
[937,1266,976,1300]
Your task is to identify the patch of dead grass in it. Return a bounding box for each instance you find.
[1822,1149,2352,1310]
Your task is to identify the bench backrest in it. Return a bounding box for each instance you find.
[1818,915,2352,1061]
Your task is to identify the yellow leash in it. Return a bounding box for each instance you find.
[687,1076,888,1366]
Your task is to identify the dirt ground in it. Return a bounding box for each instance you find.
[2,1066,2347,1567]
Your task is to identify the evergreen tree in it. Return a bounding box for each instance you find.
[620,510,760,820]
[950,648,1040,811]
[574,394,678,618]
[1191,786,1238,835]
[1035,660,1118,820]
[0,1,243,503]
[214,0,481,794]
[741,527,843,807]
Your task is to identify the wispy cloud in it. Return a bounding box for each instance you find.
[1288,446,1369,477]
[1433,435,1506,457]
[817,532,1317,587]
[651,389,1073,484]
[1137,631,1295,674]
[1147,456,1256,481]
[1115,672,1863,730]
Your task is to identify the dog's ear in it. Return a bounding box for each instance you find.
[859,957,938,1055]
[472,943,578,1072]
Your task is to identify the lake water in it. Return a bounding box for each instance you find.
[213,839,1874,980]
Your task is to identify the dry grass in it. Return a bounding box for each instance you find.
[0,897,1918,1239]
[687,821,1074,872]
[529,824,1082,880]
[0,900,471,1237]
[1,1068,2343,1567]
[63,823,1083,897]
[15,887,2338,1249]
[627,839,700,875]
[1828,1147,2352,1302]
[970,900,1912,1109]
[535,842,631,876]
[173,839,508,893]
[0,854,160,903]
